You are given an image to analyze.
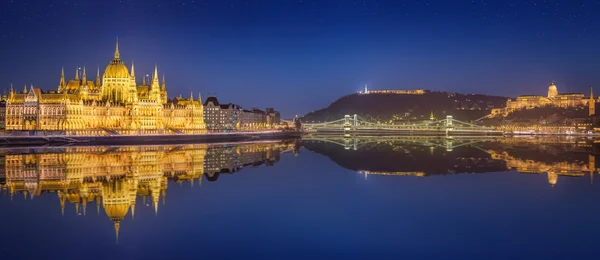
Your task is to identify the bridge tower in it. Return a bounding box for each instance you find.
[343,115,352,137]
[445,115,454,137]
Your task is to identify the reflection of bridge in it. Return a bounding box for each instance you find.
[302,115,500,135]
[302,134,498,151]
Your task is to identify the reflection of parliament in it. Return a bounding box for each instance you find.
[1,40,206,134]
[0,141,296,241]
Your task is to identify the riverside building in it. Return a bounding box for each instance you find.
[203,96,280,131]
[492,82,597,117]
[1,40,206,135]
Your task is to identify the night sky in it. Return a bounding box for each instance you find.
[1,0,600,117]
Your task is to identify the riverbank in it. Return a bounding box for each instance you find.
[0,131,302,147]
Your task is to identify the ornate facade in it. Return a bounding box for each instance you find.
[1,40,205,135]
[491,82,597,117]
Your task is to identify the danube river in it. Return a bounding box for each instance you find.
[1,136,599,259]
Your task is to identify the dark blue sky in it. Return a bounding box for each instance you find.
[1,0,599,117]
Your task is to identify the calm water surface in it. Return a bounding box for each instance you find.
[1,137,599,259]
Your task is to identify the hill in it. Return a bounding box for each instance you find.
[301,91,508,123]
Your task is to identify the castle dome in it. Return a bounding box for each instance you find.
[548,81,558,99]
[104,39,130,79]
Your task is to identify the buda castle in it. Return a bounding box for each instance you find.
[491,82,597,117]
[0,40,206,135]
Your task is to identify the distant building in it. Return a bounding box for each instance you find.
[241,108,266,130]
[203,96,242,131]
[359,85,425,95]
[203,96,280,131]
[491,82,597,117]
[240,107,281,130]
[266,108,281,125]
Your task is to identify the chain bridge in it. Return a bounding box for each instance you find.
[301,115,500,135]
[302,134,498,151]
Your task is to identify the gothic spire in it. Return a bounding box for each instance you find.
[161,74,166,91]
[190,91,193,100]
[114,37,120,60]
[82,66,87,83]
[96,66,100,86]
[23,84,27,94]
[75,67,79,80]
[60,67,65,87]
[130,61,135,79]
[198,92,202,102]
[153,64,159,82]
[151,64,159,91]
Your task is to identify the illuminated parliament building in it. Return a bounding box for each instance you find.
[0,40,206,135]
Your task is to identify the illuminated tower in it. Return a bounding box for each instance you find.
[96,67,101,86]
[150,64,161,102]
[161,74,167,104]
[130,61,136,82]
[364,84,368,94]
[59,67,65,89]
[102,38,134,103]
[548,81,558,99]
[589,87,595,116]
[81,66,87,83]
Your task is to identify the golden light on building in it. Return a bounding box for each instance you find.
[2,39,206,135]
[491,82,597,117]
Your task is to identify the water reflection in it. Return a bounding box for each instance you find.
[1,135,599,249]
[302,135,598,187]
[0,140,298,242]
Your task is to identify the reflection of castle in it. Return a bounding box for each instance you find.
[488,150,595,187]
[356,150,596,187]
[0,141,295,242]
[302,136,598,186]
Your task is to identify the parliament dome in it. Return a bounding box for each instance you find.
[104,60,130,79]
[103,39,130,79]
